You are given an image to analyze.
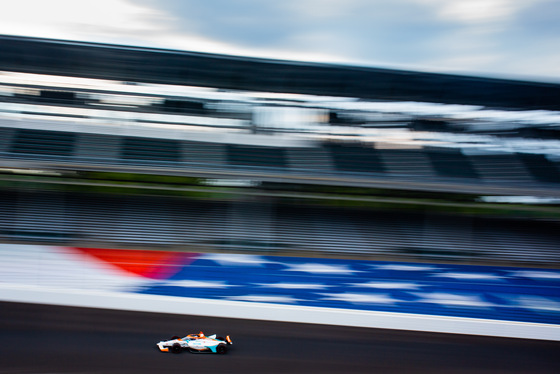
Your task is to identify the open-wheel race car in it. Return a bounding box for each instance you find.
[157,332,233,354]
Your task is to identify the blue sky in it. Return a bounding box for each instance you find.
[0,0,559,81]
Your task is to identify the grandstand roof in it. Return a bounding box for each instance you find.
[1,35,559,110]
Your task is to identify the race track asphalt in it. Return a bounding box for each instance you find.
[1,302,559,373]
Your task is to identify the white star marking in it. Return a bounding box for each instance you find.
[432,272,504,280]
[348,281,421,290]
[509,271,560,280]
[283,263,360,274]
[199,253,274,266]
[374,264,438,271]
[255,282,329,290]
[511,296,560,312]
[320,292,401,304]
[165,280,233,288]
[412,292,495,308]
[225,295,300,303]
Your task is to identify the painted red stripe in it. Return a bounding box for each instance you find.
[74,247,195,279]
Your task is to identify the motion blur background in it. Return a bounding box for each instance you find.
[0,1,559,373]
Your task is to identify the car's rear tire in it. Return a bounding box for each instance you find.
[216,344,227,354]
[171,343,182,354]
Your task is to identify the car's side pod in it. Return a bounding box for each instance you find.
[226,336,233,345]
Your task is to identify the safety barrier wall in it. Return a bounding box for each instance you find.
[1,244,559,341]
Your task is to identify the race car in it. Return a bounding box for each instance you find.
[157,332,233,354]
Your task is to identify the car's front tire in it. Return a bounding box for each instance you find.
[171,343,182,354]
[216,344,227,354]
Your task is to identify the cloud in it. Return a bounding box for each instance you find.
[423,51,502,72]
[413,0,542,24]
[0,0,172,45]
[0,0,557,80]
[280,0,368,20]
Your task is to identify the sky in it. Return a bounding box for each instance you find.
[0,0,559,82]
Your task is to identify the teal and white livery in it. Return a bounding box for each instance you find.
[157,332,233,354]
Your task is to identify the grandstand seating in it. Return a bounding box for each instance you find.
[1,35,559,269]
[1,127,558,198]
[0,189,558,265]
[376,148,437,178]
[121,137,182,162]
[11,129,76,156]
[517,153,560,183]
[424,147,479,179]
[226,144,288,168]
[325,143,386,173]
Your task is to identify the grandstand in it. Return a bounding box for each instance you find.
[0,189,558,265]
[1,35,560,109]
[0,35,559,265]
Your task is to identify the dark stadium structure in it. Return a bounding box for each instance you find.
[1,35,560,265]
[0,36,559,197]
[1,188,559,265]
[1,34,560,110]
